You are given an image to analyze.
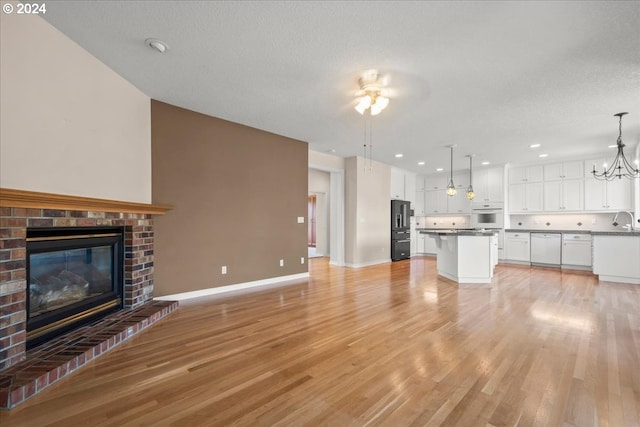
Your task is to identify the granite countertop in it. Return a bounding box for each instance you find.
[590,230,640,236]
[419,229,498,236]
[505,228,640,236]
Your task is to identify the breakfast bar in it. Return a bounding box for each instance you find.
[421,230,498,284]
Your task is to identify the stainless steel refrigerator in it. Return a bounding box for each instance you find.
[391,200,411,261]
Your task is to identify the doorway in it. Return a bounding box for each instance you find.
[308,195,317,248]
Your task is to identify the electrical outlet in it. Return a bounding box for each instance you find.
[279,259,284,267]
[221,266,227,274]
[592,219,597,225]
[297,216,304,223]
[301,257,305,264]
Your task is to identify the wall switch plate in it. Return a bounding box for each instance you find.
[221,266,227,274]
[592,219,597,225]
[280,259,284,267]
[301,257,305,264]
[297,217,304,224]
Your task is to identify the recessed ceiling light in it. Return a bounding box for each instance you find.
[436,168,444,172]
[395,154,403,158]
[481,161,490,166]
[530,144,541,148]
[539,153,548,158]
[608,144,617,148]
[418,161,425,166]
[145,38,169,53]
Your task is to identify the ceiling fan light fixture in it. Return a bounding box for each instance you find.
[354,69,390,115]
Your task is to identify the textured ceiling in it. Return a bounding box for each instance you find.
[41,1,640,174]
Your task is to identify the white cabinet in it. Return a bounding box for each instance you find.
[391,167,406,200]
[414,191,426,216]
[562,234,592,267]
[473,167,504,203]
[424,174,447,191]
[584,176,633,211]
[416,233,426,253]
[405,172,416,205]
[391,168,417,205]
[424,190,448,214]
[504,232,530,262]
[544,161,583,181]
[543,179,584,211]
[508,165,543,183]
[583,157,633,211]
[508,165,543,213]
[508,182,543,212]
[424,234,437,254]
[415,175,425,192]
[593,235,640,284]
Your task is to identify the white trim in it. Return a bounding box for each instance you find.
[154,273,310,301]
[344,258,392,268]
[597,275,640,285]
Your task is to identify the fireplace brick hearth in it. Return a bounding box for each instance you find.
[0,189,174,408]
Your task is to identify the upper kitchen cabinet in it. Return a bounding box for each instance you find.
[414,190,426,216]
[543,161,583,181]
[508,182,543,212]
[390,168,416,204]
[542,161,584,211]
[424,174,448,191]
[508,164,543,213]
[473,167,504,203]
[508,165,543,183]
[391,167,405,200]
[415,175,425,192]
[583,157,633,211]
[544,179,584,211]
[424,189,448,214]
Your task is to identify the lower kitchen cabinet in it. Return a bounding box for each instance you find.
[504,232,530,263]
[561,234,592,268]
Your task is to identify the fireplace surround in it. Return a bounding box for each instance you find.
[0,188,174,408]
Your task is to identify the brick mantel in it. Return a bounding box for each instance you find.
[0,188,172,371]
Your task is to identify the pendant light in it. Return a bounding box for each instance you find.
[466,155,475,200]
[592,112,639,180]
[446,145,457,197]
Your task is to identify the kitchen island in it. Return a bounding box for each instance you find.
[592,231,640,284]
[420,230,498,285]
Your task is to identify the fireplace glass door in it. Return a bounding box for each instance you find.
[27,227,124,347]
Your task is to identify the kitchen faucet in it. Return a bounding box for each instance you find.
[612,211,636,231]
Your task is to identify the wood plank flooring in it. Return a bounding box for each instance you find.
[1,257,639,426]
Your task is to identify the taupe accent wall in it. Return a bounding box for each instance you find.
[151,101,308,296]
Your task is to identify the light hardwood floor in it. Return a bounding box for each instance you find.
[1,257,639,426]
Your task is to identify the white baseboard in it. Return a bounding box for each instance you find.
[154,272,310,301]
[344,258,392,268]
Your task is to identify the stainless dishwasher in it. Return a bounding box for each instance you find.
[530,233,562,266]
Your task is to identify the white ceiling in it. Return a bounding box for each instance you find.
[41,1,640,174]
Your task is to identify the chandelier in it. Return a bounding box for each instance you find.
[466,155,475,200]
[592,112,639,180]
[446,145,457,197]
[354,69,390,116]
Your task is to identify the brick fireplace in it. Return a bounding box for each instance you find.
[0,188,176,408]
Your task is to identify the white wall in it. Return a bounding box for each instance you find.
[345,157,391,267]
[0,11,151,203]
